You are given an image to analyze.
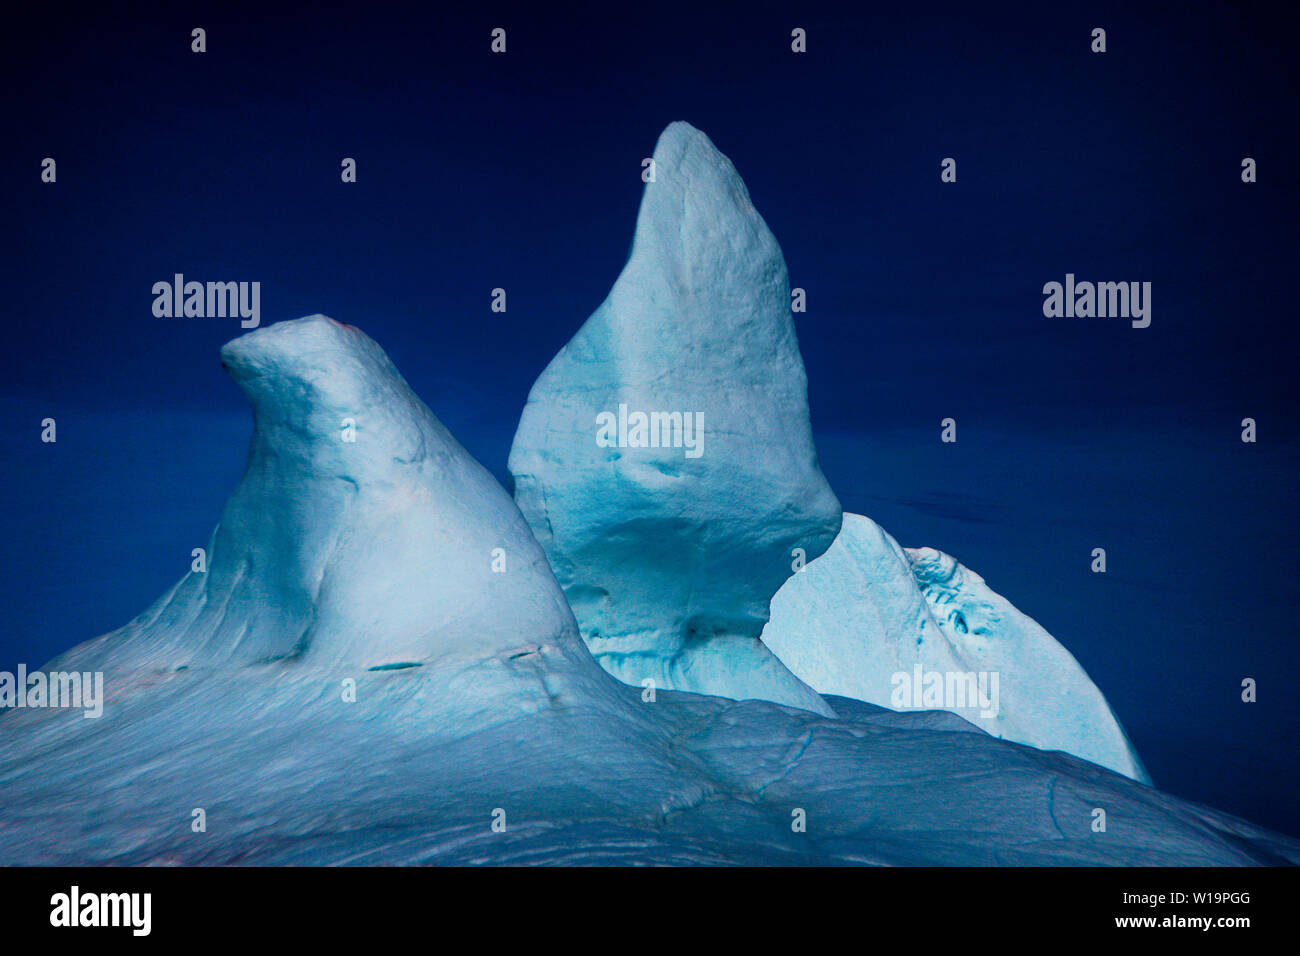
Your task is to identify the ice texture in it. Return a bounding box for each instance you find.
[44,315,586,680]
[762,513,1149,781]
[508,122,841,714]
[0,317,1293,865]
[0,123,1291,865]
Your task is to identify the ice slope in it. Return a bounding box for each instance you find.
[762,513,1149,782]
[509,122,841,715]
[507,122,1148,780]
[2,668,1294,866]
[1,317,1296,866]
[42,315,588,683]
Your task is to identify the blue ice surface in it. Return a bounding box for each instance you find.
[815,421,1300,838]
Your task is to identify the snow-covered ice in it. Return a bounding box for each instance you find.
[1,314,1295,865]
[509,122,841,714]
[510,122,1146,783]
[762,513,1149,781]
[44,315,585,679]
[1,125,1294,866]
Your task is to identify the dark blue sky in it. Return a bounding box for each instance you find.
[4,2,1297,835]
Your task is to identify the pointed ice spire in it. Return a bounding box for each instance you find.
[509,122,841,714]
[52,315,583,677]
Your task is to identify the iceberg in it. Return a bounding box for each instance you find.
[762,513,1149,781]
[509,121,1147,782]
[0,127,1291,865]
[509,122,841,715]
[0,316,1295,865]
[45,315,587,681]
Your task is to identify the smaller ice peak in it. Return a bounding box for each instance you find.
[52,315,585,679]
[762,513,1150,781]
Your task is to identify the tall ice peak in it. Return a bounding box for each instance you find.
[509,123,842,714]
